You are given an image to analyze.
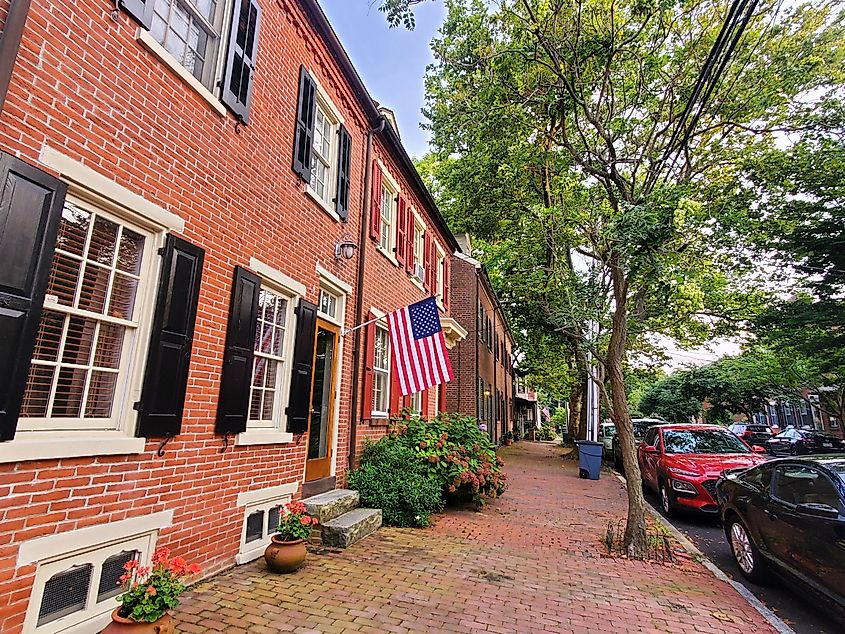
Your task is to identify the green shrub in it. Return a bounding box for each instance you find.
[537,425,556,441]
[348,441,443,527]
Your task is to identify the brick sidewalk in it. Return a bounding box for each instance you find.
[173,442,778,633]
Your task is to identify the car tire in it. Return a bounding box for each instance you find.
[727,517,767,583]
[659,481,676,518]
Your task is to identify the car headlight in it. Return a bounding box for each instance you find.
[668,467,700,477]
[672,479,697,494]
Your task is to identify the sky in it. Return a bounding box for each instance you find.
[318,0,446,158]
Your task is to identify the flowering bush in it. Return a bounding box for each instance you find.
[116,548,201,622]
[274,500,319,541]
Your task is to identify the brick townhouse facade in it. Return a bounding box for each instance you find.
[0,0,464,631]
[445,242,515,445]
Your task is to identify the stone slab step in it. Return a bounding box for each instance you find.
[321,508,382,549]
[301,489,359,525]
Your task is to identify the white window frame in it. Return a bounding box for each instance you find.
[376,162,400,265]
[1,148,185,464]
[435,246,445,308]
[305,78,345,220]
[411,211,426,289]
[237,258,305,446]
[372,323,391,418]
[410,391,422,416]
[20,511,172,634]
[236,482,298,564]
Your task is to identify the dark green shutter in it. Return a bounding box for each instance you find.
[286,299,317,433]
[121,0,154,29]
[292,66,316,182]
[335,125,352,220]
[216,266,261,434]
[221,0,262,123]
[0,153,67,441]
[136,235,205,438]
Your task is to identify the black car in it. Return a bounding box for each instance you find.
[727,423,772,448]
[612,418,664,470]
[716,457,845,618]
[766,428,845,456]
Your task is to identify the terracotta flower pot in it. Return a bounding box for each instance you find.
[99,608,175,634]
[264,536,307,573]
[503,439,512,446]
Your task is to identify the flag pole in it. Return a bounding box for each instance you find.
[340,314,381,337]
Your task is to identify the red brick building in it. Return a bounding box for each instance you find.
[0,0,464,631]
[445,240,515,445]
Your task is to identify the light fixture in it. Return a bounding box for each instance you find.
[334,233,358,260]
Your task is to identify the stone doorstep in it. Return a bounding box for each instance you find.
[321,508,383,549]
[301,488,360,524]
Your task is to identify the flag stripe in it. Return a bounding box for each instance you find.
[387,311,409,396]
[399,307,422,393]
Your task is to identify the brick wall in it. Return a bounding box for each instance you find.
[0,0,453,630]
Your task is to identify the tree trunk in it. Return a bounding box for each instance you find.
[568,381,584,440]
[606,254,649,557]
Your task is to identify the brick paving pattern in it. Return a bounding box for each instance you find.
[173,442,778,633]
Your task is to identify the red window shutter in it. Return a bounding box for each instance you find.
[406,211,415,275]
[423,231,432,290]
[389,358,401,418]
[443,256,450,310]
[370,161,382,242]
[438,382,447,414]
[396,196,407,265]
[362,312,376,420]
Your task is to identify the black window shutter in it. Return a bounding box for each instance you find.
[0,153,67,441]
[285,299,318,433]
[120,0,154,29]
[334,124,352,220]
[220,0,262,123]
[136,235,205,438]
[292,66,316,182]
[216,266,261,435]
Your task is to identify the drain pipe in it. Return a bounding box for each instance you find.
[348,115,387,472]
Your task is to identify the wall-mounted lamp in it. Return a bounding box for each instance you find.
[334,233,358,261]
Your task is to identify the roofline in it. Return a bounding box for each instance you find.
[298,0,460,254]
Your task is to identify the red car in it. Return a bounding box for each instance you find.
[638,424,767,516]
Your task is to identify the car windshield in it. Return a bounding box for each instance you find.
[632,422,651,438]
[663,429,750,454]
[829,464,845,486]
[801,431,834,439]
[603,425,616,436]
[746,425,770,433]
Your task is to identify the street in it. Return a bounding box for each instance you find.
[639,485,844,634]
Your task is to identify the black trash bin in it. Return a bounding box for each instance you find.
[576,440,603,480]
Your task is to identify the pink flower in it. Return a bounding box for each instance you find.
[146,586,157,596]
[311,517,319,525]
[299,516,311,525]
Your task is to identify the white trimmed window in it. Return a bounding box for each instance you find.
[318,288,340,321]
[379,185,394,253]
[413,217,425,281]
[435,247,445,304]
[237,484,296,563]
[410,391,422,416]
[19,200,157,433]
[372,325,390,416]
[310,105,337,205]
[248,287,295,431]
[150,0,229,88]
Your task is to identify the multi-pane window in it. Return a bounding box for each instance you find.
[20,203,149,430]
[150,0,226,86]
[248,288,291,429]
[410,391,422,416]
[435,250,445,301]
[310,105,335,203]
[372,325,390,415]
[413,222,425,278]
[379,184,394,252]
[318,288,339,320]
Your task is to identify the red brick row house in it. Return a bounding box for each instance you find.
[0,0,467,631]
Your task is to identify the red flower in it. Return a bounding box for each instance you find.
[187,563,202,575]
[123,560,139,571]
[299,516,311,525]
[311,516,319,525]
[146,586,157,596]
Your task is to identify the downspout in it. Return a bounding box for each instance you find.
[348,115,387,471]
[492,304,498,440]
[475,273,481,435]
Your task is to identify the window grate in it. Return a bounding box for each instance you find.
[245,510,264,543]
[97,550,137,602]
[38,563,93,626]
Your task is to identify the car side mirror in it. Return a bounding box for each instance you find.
[642,445,658,454]
[796,503,840,520]
[751,446,765,453]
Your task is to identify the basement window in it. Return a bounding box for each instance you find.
[237,491,294,564]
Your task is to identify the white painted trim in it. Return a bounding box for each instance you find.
[0,434,146,465]
[235,430,295,446]
[18,511,173,567]
[236,482,299,507]
[316,264,353,294]
[368,306,386,319]
[309,71,345,125]
[454,251,482,268]
[38,147,184,233]
[249,257,308,297]
[376,244,399,267]
[305,185,341,222]
[236,544,268,565]
[377,159,401,194]
[136,29,227,117]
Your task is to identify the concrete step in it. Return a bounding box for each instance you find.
[301,489,359,525]
[321,508,382,549]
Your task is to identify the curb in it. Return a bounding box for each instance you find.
[613,473,794,634]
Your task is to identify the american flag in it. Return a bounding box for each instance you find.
[387,297,454,397]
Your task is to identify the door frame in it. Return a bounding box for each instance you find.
[304,318,340,482]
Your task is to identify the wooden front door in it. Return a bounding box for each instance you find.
[304,319,339,481]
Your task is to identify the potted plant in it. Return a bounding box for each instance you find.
[502,431,514,446]
[264,500,318,573]
[100,547,201,633]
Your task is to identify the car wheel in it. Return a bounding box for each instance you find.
[728,518,767,583]
[659,481,676,518]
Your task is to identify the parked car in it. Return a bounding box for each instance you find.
[638,424,767,516]
[716,456,845,617]
[766,428,845,456]
[612,418,664,470]
[599,422,616,458]
[727,423,773,448]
